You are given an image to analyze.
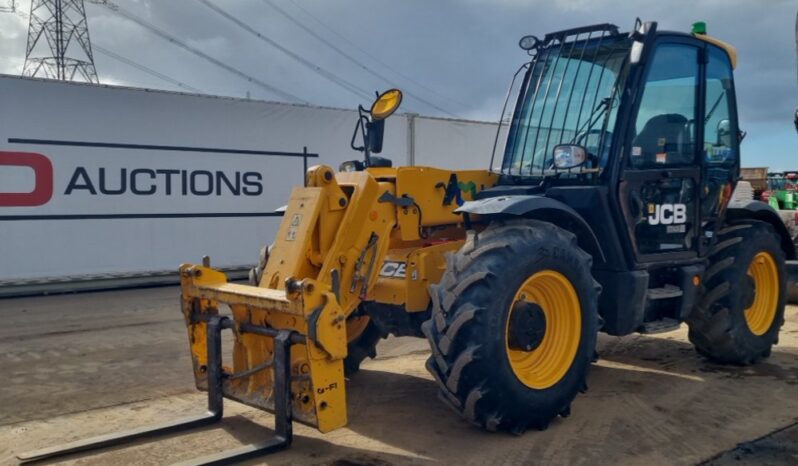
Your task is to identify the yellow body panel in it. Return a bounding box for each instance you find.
[694,33,737,69]
[395,167,497,241]
[371,241,464,311]
[366,167,397,179]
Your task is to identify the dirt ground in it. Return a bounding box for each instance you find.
[704,421,798,465]
[2,286,798,465]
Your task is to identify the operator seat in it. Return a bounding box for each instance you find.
[631,113,691,167]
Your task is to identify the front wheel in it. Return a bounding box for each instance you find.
[687,220,787,364]
[422,219,599,433]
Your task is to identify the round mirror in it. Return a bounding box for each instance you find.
[552,144,587,169]
[370,89,403,120]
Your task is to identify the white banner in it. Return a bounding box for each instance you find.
[0,75,498,282]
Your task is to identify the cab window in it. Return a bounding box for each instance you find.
[701,45,738,219]
[630,44,699,169]
[703,46,737,165]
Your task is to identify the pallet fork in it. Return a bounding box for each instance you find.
[17,314,300,465]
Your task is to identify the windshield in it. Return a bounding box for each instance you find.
[499,32,632,178]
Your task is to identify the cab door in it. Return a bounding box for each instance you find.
[619,40,703,261]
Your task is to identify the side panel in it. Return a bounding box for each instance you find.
[545,186,626,271]
[394,167,497,241]
[370,241,464,312]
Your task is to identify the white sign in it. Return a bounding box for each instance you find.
[0,76,498,284]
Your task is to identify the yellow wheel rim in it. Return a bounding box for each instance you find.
[505,270,581,389]
[346,315,370,343]
[744,252,779,336]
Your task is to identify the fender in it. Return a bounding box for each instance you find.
[456,195,606,264]
[727,200,797,260]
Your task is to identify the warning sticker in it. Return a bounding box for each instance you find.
[655,153,667,164]
[286,214,302,241]
[667,225,686,234]
[632,146,642,157]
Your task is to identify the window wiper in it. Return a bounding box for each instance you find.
[571,96,611,143]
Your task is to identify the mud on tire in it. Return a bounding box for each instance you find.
[687,220,787,365]
[422,219,600,433]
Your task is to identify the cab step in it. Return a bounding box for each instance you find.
[647,285,683,300]
[639,318,681,334]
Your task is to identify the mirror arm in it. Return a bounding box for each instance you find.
[358,113,372,166]
[350,114,366,152]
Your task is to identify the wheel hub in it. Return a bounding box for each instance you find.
[508,301,547,352]
[505,269,582,390]
[744,251,779,336]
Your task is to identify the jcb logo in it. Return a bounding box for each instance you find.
[379,261,406,279]
[0,151,53,207]
[647,203,687,226]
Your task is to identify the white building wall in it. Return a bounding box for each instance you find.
[0,75,498,284]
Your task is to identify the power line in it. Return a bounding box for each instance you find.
[286,0,471,112]
[101,0,306,103]
[195,0,372,102]
[260,0,459,118]
[93,44,203,93]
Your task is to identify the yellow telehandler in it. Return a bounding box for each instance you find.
[20,20,794,465]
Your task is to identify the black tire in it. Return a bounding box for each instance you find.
[687,220,787,365]
[344,319,383,376]
[422,219,600,433]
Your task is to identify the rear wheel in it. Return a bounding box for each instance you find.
[687,220,786,364]
[422,220,599,433]
[344,314,383,376]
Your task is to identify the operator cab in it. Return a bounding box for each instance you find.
[451,19,757,336]
[486,20,741,265]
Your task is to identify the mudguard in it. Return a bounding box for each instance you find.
[456,195,606,263]
[727,200,797,260]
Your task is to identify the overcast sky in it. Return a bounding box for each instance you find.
[0,0,796,169]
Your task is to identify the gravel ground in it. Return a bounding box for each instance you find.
[1,286,798,465]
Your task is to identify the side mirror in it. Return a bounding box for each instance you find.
[553,144,587,169]
[366,119,385,154]
[370,89,403,120]
[716,119,731,146]
[794,108,798,134]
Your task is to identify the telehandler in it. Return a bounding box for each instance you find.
[21,19,794,465]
